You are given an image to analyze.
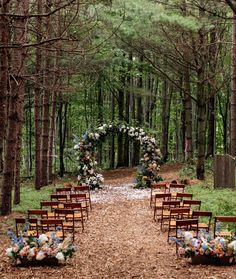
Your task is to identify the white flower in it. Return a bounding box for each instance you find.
[183,231,193,244]
[77,175,81,181]
[94,133,100,139]
[74,144,79,149]
[12,245,20,253]
[38,234,48,243]
[36,251,46,261]
[28,247,36,258]
[56,252,65,261]
[82,165,88,171]
[6,248,13,258]
[228,240,236,251]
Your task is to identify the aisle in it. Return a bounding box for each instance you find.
[0,182,234,279]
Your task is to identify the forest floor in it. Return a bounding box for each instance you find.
[0,163,235,278]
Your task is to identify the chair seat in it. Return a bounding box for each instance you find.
[63,222,74,227]
[162,210,170,216]
[67,213,82,218]
[46,231,63,238]
[154,202,162,208]
[216,231,232,237]
[27,230,37,236]
[192,223,208,229]
[169,220,176,227]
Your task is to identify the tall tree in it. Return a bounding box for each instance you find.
[1,0,29,214]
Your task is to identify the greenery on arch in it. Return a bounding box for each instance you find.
[74,123,162,189]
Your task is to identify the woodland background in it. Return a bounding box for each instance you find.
[1,0,236,215]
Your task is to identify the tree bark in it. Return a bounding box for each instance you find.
[231,11,236,156]
[1,0,29,214]
[34,1,43,190]
[0,2,9,173]
[161,79,171,162]
[40,0,52,186]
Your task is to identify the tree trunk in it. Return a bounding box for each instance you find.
[161,79,171,162]
[109,91,115,169]
[40,0,52,186]
[34,0,43,190]
[0,3,9,173]
[183,66,193,163]
[1,0,29,214]
[231,11,236,156]
[117,86,124,167]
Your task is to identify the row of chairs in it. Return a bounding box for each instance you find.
[150,182,236,254]
[15,183,93,241]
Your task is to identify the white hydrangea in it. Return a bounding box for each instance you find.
[56,252,65,261]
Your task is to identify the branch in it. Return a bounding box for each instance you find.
[225,0,236,13]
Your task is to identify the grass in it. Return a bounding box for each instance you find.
[13,183,59,213]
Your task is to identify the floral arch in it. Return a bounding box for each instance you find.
[74,123,162,189]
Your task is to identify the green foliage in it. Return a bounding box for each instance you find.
[186,183,236,216]
[13,184,57,213]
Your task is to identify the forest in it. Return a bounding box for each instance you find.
[1,0,236,215]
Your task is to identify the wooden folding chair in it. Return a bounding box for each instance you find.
[153,193,172,221]
[168,183,185,198]
[175,192,193,201]
[40,201,60,218]
[160,200,181,230]
[150,182,168,207]
[55,188,72,194]
[182,199,201,210]
[28,209,48,219]
[54,208,75,240]
[15,218,39,237]
[64,202,84,231]
[167,207,191,242]
[175,219,199,255]
[51,194,68,204]
[70,193,89,219]
[74,185,92,210]
[40,219,65,240]
[192,210,212,232]
[214,216,236,238]
[64,182,73,188]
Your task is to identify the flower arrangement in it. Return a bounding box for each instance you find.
[6,229,76,266]
[176,231,236,264]
[74,122,162,188]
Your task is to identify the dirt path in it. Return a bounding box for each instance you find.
[0,165,235,278]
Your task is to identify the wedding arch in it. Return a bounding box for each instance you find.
[74,123,162,189]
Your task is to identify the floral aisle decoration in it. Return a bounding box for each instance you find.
[74,123,162,188]
[174,231,236,265]
[6,229,76,266]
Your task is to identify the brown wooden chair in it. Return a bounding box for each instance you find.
[55,188,72,194]
[175,219,199,255]
[74,185,92,210]
[70,193,89,219]
[40,201,60,218]
[15,218,38,237]
[182,199,201,211]
[64,202,84,231]
[40,219,65,239]
[214,216,236,238]
[28,209,48,219]
[168,183,185,198]
[64,182,73,188]
[192,210,212,232]
[153,193,172,221]
[150,183,168,207]
[54,208,75,240]
[51,194,68,203]
[160,200,181,230]
[167,207,191,242]
[175,192,193,201]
